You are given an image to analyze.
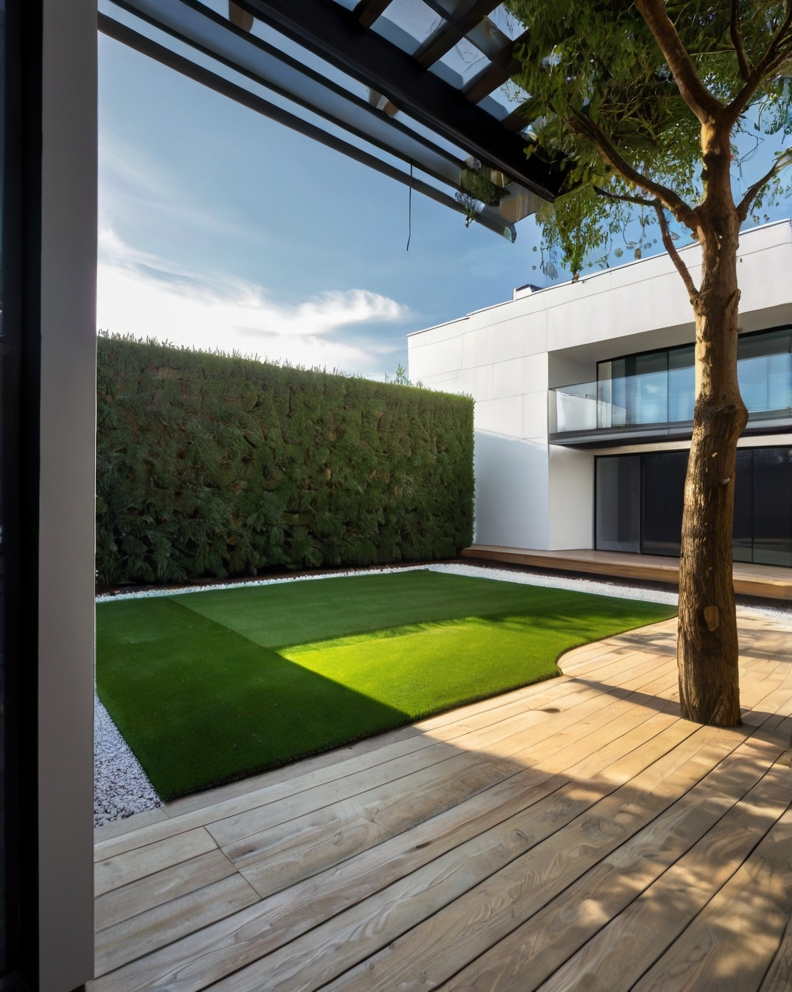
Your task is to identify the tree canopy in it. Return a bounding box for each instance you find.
[506,0,792,276]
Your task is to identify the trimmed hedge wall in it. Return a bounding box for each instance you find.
[96,335,474,586]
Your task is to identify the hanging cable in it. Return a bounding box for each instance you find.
[406,162,413,251]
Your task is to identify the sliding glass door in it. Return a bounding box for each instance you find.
[595,447,792,566]
[595,456,640,552]
[641,452,688,556]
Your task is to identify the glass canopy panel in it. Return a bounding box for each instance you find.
[218,0,563,196]
[427,59,463,88]
[485,81,528,118]
[434,37,489,87]
[488,3,525,40]
[464,16,512,62]
[371,0,442,54]
[477,95,509,122]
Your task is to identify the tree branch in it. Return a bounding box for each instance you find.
[654,203,699,300]
[571,110,698,229]
[633,0,723,123]
[725,0,792,123]
[730,0,751,81]
[736,149,792,221]
[593,184,699,299]
[593,185,655,208]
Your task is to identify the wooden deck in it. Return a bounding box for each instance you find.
[90,612,792,992]
[462,544,792,601]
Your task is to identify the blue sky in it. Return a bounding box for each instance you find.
[97,28,792,379]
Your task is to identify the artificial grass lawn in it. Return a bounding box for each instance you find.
[96,570,677,800]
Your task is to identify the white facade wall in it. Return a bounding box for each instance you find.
[408,220,792,551]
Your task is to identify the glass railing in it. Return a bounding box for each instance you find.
[549,351,792,436]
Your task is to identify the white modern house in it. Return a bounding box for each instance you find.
[408,220,792,567]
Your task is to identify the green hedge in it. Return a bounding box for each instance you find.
[96,335,474,587]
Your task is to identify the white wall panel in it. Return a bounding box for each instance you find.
[739,241,792,314]
[548,446,594,550]
[473,431,549,549]
[492,352,548,398]
[474,396,523,437]
[416,371,465,391]
[407,333,463,380]
[521,389,549,440]
[461,314,546,367]
[461,363,494,401]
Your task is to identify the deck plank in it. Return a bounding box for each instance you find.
[95,849,238,931]
[95,873,260,977]
[94,828,218,897]
[759,917,792,992]
[461,546,792,600]
[631,807,792,992]
[207,665,675,856]
[454,744,791,992]
[93,678,596,863]
[204,726,735,992]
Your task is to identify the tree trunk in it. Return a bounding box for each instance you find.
[677,201,748,726]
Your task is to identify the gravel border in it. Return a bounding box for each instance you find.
[95,559,792,825]
[94,696,161,827]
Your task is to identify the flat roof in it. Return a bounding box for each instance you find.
[408,218,792,336]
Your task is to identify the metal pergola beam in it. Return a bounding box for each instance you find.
[98,12,517,240]
[354,0,395,29]
[110,0,468,191]
[234,0,563,198]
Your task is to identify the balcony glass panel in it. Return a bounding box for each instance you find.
[550,327,792,437]
[550,380,599,434]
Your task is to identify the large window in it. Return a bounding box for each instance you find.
[595,447,792,566]
[595,326,792,427]
[752,448,792,566]
[595,456,640,552]
[738,328,792,416]
[641,452,689,556]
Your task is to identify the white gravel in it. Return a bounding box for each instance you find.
[94,696,161,827]
[95,559,792,824]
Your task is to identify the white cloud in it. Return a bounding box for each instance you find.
[96,229,410,373]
